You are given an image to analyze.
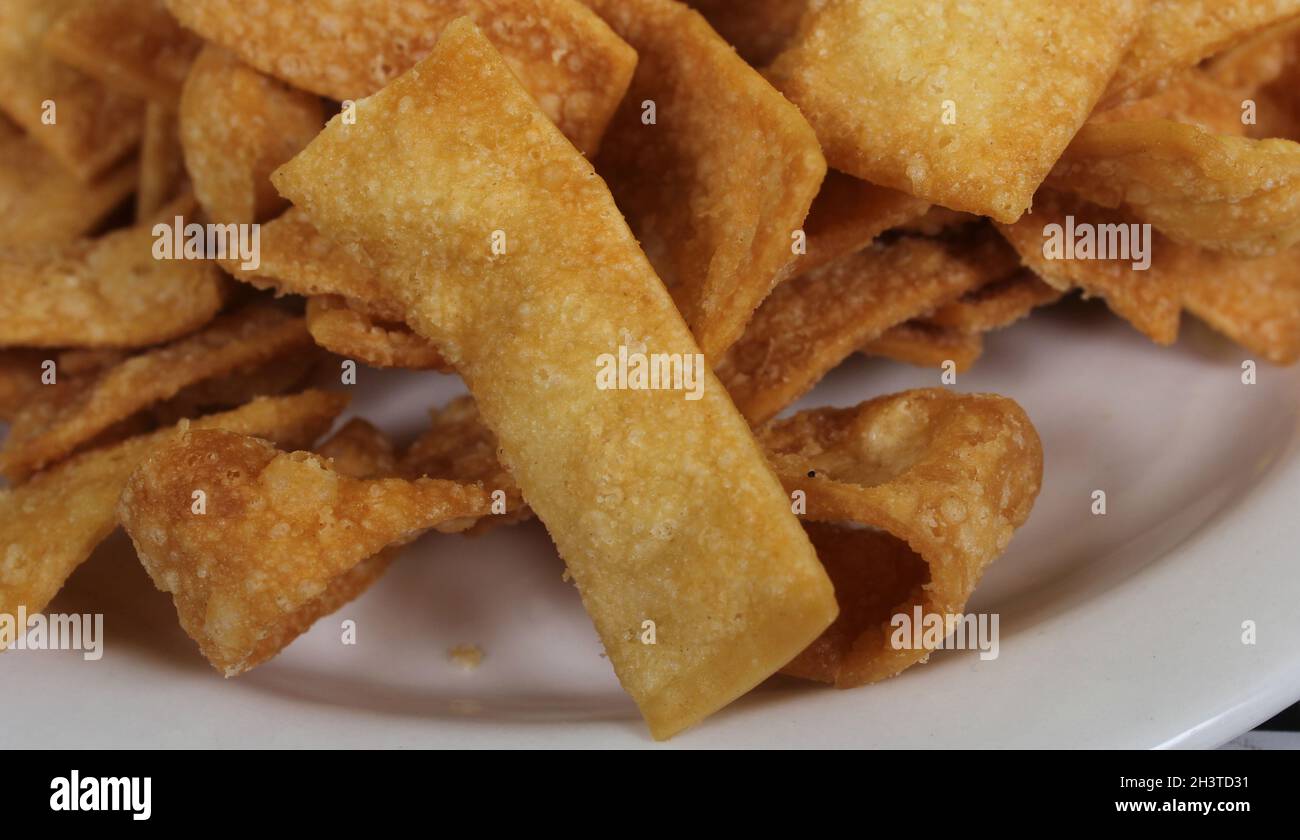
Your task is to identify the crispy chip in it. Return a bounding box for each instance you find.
[0,199,229,348]
[685,0,807,66]
[180,46,325,225]
[1205,17,1300,93]
[1049,120,1300,256]
[766,0,1146,222]
[150,348,322,426]
[862,323,985,373]
[0,302,311,480]
[137,102,185,221]
[43,0,201,105]
[0,131,137,247]
[165,0,636,156]
[922,271,1065,333]
[718,233,1020,425]
[760,389,1043,687]
[786,170,930,280]
[319,418,399,479]
[305,296,449,371]
[584,0,826,360]
[272,18,836,740]
[0,0,142,180]
[1090,70,1249,136]
[118,428,491,675]
[0,390,348,635]
[1179,245,1300,364]
[894,206,984,237]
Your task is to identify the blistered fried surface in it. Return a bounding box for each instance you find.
[119,428,489,674]
[1,303,311,481]
[719,233,1019,425]
[0,0,142,180]
[863,323,984,373]
[1049,120,1300,256]
[923,272,1065,333]
[1179,245,1300,364]
[585,0,826,360]
[180,46,324,225]
[767,0,1146,222]
[272,19,836,740]
[165,0,635,156]
[44,0,201,105]
[0,205,228,348]
[761,389,1043,686]
[306,296,449,370]
[0,390,348,637]
[686,0,808,66]
[138,102,185,221]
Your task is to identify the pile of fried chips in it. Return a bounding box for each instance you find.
[2,0,1297,740]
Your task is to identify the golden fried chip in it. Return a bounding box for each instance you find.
[999,191,1183,344]
[1090,70,1249,136]
[862,323,985,373]
[685,0,807,66]
[766,0,1146,222]
[1105,0,1300,101]
[0,201,229,348]
[0,131,137,247]
[1179,245,1300,364]
[922,271,1065,333]
[180,46,325,225]
[43,0,201,105]
[1205,17,1300,93]
[0,390,348,637]
[119,428,491,675]
[0,0,142,181]
[272,18,836,740]
[318,418,399,479]
[718,233,1020,425]
[760,389,1043,687]
[1049,120,1300,257]
[165,0,635,156]
[786,170,930,280]
[1,303,311,480]
[150,348,323,426]
[894,206,984,237]
[583,0,826,360]
[305,296,449,371]
[137,102,184,221]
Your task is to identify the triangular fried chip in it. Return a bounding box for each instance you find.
[272,18,836,740]
[585,0,827,360]
[164,0,636,156]
[862,323,985,373]
[766,0,1146,222]
[305,296,449,371]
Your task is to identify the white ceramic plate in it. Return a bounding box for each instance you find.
[6,298,1299,748]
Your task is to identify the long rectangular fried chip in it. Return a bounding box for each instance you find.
[921,271,1065,333]
[862,323,985,373]
[305,295,450,371]
[584,0,826,361]
[272,18,836,740]
[0,390,348,639]
[766,0,1147,222]
[164,0,636,156]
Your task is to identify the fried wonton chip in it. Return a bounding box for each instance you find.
[895,206,984,237]
[137,102,184,220]
[766,0,1147,222]
[0,302,311,481]
[1179,245,1300,364]
[0,390,348,637]
[1048,120,1300,257]
[0,0,142,181]
[1205,17,1300,94]
[305,296,449,371]
[786,170,930,280]
[0,199,228,348]
[583,0,825,360]
[165,0,635,156]
[1104,0,1300,101]
[180,46,325,225]
[150,348,323,426]
[922,272,1065,333]
[272,18,836,740]
[1090,70,1249,136]
[0,132,137,247]
[862,323,985,373]
[760,389,1043,687]
[999,191,1183,344]
[43,0,201,105]
[718,233,1020,425]
[319,418,399,480]
[119,428,491,675]
[685,0,807,66]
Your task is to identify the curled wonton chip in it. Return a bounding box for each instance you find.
[165,0,635,156]
[118,428,492,675]
[760,389,1043,687]
[922,272,1065,334]
[685,0,808,66]
[180,46,325,225]
[0,199,229,348]
[766,0,1147,222]
[1048,120,1300,257]
[1178,245,1300,365]
[0,302,311,481]
[862,323,984,373]
[1090,70,1249,137]
[0,390,348,636]
[584,0,827,360]
[306,296,450,371]
[719,232,1020,425]
[137,103,185,221]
